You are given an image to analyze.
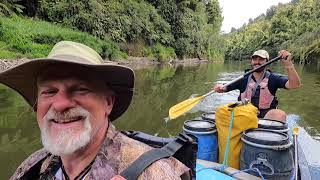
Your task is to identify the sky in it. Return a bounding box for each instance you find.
[219,0,292,33]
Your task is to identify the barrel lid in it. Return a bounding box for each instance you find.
[183,120,216,132]
[258,119,287,130]
[201,112,216,121]
[242,129,289,146]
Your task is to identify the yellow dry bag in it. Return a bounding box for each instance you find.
[215,102,258,169]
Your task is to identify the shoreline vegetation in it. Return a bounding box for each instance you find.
[0,0,224,63]
[224,0,320,64]
[1,0,319,66]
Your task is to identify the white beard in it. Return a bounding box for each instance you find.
[40,106,93,156]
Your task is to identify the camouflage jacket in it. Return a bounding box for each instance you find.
[10,124,190,180]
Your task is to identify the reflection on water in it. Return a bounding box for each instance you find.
[0,85,40,178]
[0,61,319,178]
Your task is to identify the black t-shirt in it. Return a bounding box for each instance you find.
[226,71,288,108]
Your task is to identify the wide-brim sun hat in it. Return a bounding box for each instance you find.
[0,41,134,121]
[251,49,269,61]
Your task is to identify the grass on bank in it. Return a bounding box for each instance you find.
[0,16,127,60]
[0,16,179,62]
[143,44,177,62]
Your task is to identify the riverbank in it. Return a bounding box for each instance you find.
[0,58,30,71]
[0,57,215,71]
[120,56,212,69]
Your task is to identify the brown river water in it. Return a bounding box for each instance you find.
[0,60,319,178]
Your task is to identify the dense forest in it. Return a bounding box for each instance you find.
[224,0,320,64]
[0,0,223,62]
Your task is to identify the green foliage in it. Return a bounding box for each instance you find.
[225,0,320,63]
[0,16,126,60]
[143,43,177,62]
[0,0,24,16]
[148,0,223,60]
[206,0,223,31]
[1,0,224,61]
[225,20,271,60]
[0,41,23,58]
[284,27,320,64]
[38,0,211,58]
[38,0,173,44]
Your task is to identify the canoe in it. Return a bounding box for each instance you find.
[287,114,320,180]
[124,114,320,179]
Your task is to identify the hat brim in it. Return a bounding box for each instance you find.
[0,58,134,121]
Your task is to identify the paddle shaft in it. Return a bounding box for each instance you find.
[294,135,298,180]
[293,127,299,180]
[203,56,282,97]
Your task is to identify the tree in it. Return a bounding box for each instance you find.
[224,0,320,63]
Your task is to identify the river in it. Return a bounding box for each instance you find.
[0,60,319,178]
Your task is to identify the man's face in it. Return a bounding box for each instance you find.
[251,56,267,72]
[36,66,114,156]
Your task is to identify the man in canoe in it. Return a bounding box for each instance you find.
[214,49,301,121]
[3,41,190,179]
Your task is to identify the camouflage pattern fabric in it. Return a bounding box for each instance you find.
[10,124,189,180]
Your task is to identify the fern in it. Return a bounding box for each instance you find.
[0,0,24,16]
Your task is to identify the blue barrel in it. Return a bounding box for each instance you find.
[183,119,218,162]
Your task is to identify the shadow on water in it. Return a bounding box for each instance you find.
[0,60,319,179]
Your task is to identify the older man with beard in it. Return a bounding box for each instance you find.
[3,41,190,179]
[214,49,301,122]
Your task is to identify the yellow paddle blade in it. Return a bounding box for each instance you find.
[293,127,299,136]
[169,95,205,119]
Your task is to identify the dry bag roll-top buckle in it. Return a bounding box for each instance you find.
[177,133,196,145]
[228,98,250,108]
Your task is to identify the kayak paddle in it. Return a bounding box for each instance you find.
[168,55,282,119]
